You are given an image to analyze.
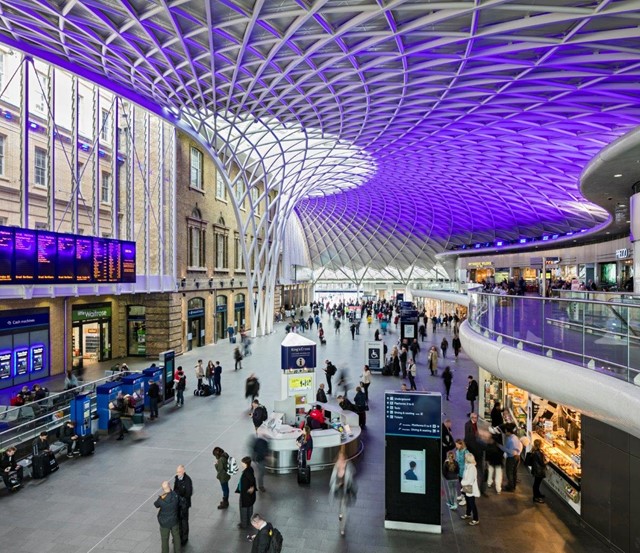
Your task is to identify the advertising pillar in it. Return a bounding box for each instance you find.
[385,391,442,533]
[159,350,175,401]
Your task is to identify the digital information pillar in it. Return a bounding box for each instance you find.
[385,391,442,533]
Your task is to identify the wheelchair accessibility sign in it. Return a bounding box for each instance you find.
[365,341,384,371]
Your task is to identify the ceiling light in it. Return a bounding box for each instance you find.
[614,174,623,178]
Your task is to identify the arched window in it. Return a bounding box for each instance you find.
[187,207,206,268]
[213,216,229,270]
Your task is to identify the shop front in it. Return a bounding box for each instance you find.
[0,308,50,390]
[127,305,146,356]
[513,267,539,292]
[186,298,205,351]
[599,262,617,289]
[72,303,112,363]
[616,248,634,290]
[467,261,494,284]
[478,368,582,514]
[234,293,246,330]
[215,295,227,342]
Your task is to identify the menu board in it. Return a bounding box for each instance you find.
[0,226,136,284]
[14,230,37,282]
[37,232,57,281]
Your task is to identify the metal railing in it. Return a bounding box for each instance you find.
[411,280,467,293]
[467,290,640,384]
[0,373,121,450]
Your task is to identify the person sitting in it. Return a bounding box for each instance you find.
[1,446,23,491]
[32,431,51,456]
[307,406,326,430]
[60,420,80,458]
[32,384,47,401]
[18,386,31,403]
[64,370,79,390]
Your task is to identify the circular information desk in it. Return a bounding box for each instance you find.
[260,401,363,474]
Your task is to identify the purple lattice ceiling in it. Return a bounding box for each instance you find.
[0,0,638,270]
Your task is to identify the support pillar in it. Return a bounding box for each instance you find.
[630,184,640,293]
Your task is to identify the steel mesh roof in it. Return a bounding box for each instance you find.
[0,0,639,270]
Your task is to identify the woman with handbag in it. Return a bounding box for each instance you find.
[329,447,357,537]
[460,452,480,526]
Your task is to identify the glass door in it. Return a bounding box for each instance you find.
[100,320,111,361]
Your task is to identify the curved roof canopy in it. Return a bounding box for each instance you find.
[0,0,639,271]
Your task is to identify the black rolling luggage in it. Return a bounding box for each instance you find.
[78,435,95,456]
[297,465,311,485]
[32,453,57,479]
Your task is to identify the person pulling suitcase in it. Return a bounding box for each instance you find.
[296,426,313,485]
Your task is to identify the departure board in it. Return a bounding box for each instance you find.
[57,235,75,281]
[0,228,13,282]
[37,232,57,281]
[75,237,93,282]
[14,230,37,282]
[0,226,136,284]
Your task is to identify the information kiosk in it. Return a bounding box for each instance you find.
[385,390,442,533]
[280,333,316,425]
[159,350,175,401]
[96,380,123,432]
[70,394,92,436]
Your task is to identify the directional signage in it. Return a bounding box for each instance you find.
[365,340,384,371]
[385,392,441,439]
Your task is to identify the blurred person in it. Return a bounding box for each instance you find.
[147,379,160,420]
[329,447,357,536]
[361,365,372,402]
[442,366,453,400]
[154,481,182,553]
[234,346,243,371]
[459,452,480,526]
[245,374,261,412]
[251,400,268,434]
[252,436,269,493]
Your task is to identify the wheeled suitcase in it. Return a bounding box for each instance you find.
[201,384,212,396]
[231,336,236,344]
[32,453,56,479]
[297,465,311,485]
[78,435,95,456]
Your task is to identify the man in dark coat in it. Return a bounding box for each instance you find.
[249,513,275,553]
[173,465,193,546]
[148,380,160,420]
[154,481,182,553]
[441,419,455,462]
[316,383,328,403]
[213,361,222,395]
[466,375,479,415]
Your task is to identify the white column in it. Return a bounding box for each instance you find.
[630,190,640,293]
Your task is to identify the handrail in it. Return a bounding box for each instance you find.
[466,290,640,384]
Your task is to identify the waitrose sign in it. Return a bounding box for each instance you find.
[73,306,112,321]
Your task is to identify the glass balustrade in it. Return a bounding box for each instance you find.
[468,291,640,385]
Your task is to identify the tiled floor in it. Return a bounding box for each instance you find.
[0,310,609,553]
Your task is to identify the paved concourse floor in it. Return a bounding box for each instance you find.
[0,311,609,553]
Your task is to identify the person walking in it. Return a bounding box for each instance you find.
[428,346,439,376]
[173,465,193,546]
[252,436,268,493]
[460,452,480,526]
[154,481,182,553]
[442,366,453,400]
[443,451,460,510]
[530,439,548,503]
[212,447,231,509]
[440,337,449,359]
[234,347,243,371]
[361,366,371,402]
[452,335,462,359]
[245,374,261,411]
[442,419,455,462]
[399,347,408,379]
[500,424,523,492]
[329,447,358,537]
[409,339,420,362]
[237,457,257,529]
[251,400,268,434]
[213,361,222,395]
[147,379,160,420]
[466,375,479,415]
[174,367,186,407]
[407,358,417,390]
[485,437,504,494]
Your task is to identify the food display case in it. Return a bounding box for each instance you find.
[532,401,581,513]
[479,368,503,422]
[504,383,528,431]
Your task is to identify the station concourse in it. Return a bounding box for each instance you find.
[0,310,608,553]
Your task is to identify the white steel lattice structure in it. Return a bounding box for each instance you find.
[0,1,638,332]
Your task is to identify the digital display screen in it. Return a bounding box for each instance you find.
[0,227,135,284]
[37,232,57,281]
[0,351,11,379]
[400,449,426,494]
[385,392,441,439]
[57,235,75,281]
[31,345,44,372]
[14,230,37,282]
[14,348,29,376]
[0,228,13,281]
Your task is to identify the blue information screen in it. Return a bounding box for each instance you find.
[385,392,441,439]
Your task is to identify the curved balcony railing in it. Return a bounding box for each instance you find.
[467,290,640,384]
[410,280,466,293]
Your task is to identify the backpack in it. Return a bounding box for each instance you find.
[226,455,239,476]
[267,527,283,553]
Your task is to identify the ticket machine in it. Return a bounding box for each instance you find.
[159,350,176,401]
[70,394,91,436]
[96,380,123,432]
[121,373,145,414]
[142,365,165,409]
